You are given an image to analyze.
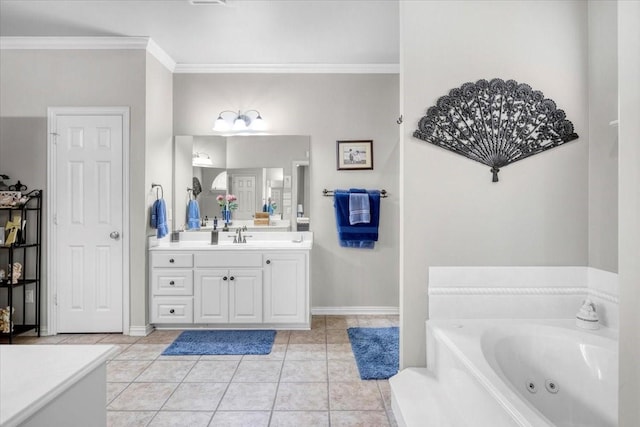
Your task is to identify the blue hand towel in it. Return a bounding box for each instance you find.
[152,199,169,239]
[334,189,380,249]
[150,201,158,228]
[349,188,370,225]
[187,199,201,230]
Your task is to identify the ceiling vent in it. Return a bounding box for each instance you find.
[189,0,227,5]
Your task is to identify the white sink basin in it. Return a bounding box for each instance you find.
[150,231,313,251]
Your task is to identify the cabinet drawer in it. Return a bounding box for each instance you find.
[195,252,262,268]
[151,297,193,323]
[152,270,193,296]
[152,253,193,268]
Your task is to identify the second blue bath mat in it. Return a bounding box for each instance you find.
[347,326,399,380]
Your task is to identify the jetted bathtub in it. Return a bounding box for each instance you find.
[391,319,618,427]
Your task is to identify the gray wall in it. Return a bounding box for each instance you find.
[400,0,589,367]
[144,52,173,325]
[618,2,640,424]
[174,73,400,310]
[0,49,148,331]
[588,1,618,273]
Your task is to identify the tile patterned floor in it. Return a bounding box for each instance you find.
[4,315,399,427]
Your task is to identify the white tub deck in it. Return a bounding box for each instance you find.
[0,345,116,427]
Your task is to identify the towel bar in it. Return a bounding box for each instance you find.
[322,189,388,198]
[151,183,163,199]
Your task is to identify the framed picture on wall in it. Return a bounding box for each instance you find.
[336,140,373,170]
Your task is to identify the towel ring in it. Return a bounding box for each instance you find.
[151,183,163,199]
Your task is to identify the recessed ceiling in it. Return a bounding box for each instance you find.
[0,0,400,66]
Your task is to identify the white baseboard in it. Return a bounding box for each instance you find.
[312,306,399,316]
[128,324,154,336]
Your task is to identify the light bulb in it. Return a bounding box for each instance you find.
[232,115,248,131]
[213,115,230,132]
[250,114,267,131]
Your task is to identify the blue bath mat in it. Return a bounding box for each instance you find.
[162,330,276,355]
[347,327,399,380]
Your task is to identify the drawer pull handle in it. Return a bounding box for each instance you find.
[266,260,271,264]
[169,281,175,285]
[230,276,235,281]
[169,258,175,263]
[169,309,175,314]
[223,276,228,281]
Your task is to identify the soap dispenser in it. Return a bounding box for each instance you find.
[576,299,599,330]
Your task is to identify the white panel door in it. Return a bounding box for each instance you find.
[231,175,256,220]
[55,114,124,332]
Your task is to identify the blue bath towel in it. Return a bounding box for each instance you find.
[151,198,169,239]
[334,189,380,249]
[187,199,201,230]
[349,189,371,225]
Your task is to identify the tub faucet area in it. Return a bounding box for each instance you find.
[576,299,600,330]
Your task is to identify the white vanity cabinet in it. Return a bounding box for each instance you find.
[194,269,262,323]
[149,235,311,329]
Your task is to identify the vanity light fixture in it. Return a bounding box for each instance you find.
[192,152,213,167]
[213,110,267,133]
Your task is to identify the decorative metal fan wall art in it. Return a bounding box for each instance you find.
[413,78,579,182]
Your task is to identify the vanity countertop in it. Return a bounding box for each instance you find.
[0,345,117,427]
[149,231,313,251]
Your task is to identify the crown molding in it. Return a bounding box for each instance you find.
[145,39,176,72]
[0,36,150,50]
[173,63,400,74]
[0,36,175,72]
[0,37,398,74]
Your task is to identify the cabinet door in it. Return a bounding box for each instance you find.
[228,269,262,323]
[263,253,307,323]
[194,269,229,323]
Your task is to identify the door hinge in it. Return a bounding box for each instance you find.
[54,294,58,306]
[53,214,58,225]
[50,132,59,144]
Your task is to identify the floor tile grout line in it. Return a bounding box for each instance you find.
[266,339,288,426]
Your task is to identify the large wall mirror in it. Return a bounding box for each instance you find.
[174,135,311,231]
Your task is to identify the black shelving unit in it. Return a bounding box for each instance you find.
[0,190,42,343]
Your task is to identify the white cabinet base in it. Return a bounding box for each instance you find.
[150,248,310,330]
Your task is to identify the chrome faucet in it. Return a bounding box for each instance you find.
[235,226,248,244]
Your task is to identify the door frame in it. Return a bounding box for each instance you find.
[46,106,130,335]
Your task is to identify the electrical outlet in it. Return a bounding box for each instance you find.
[25,289,34,304]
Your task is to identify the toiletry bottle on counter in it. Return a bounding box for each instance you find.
[211,229,219,245]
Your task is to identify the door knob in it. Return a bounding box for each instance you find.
[266,260,271,264]
[109,231,120,240]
